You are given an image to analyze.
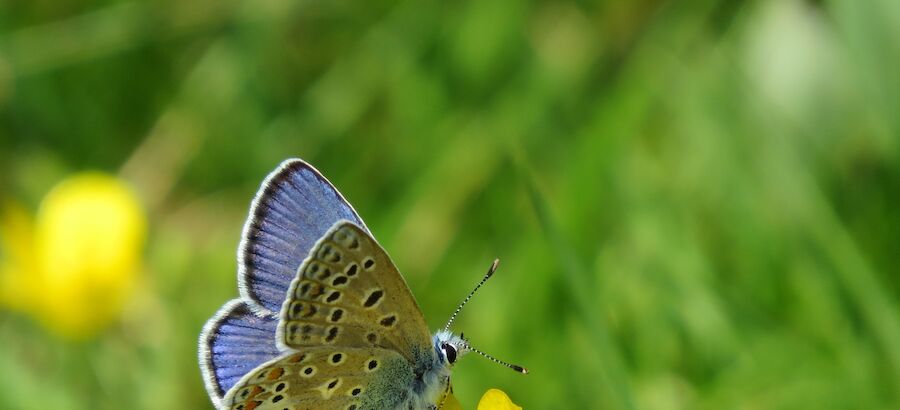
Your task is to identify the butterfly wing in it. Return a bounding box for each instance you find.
[199,300,282,408]
[222,347,418,410]
[202,160,367,405]
[276,221,433,364]
[238,159,368,314]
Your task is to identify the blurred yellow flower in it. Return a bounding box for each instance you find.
[0,173,146,339]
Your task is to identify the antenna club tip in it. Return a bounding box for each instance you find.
[488,259,500,276]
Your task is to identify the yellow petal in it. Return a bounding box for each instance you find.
[477,389,522,410]
[33,173,146,339]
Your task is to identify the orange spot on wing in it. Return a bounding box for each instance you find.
[267,367,285,380]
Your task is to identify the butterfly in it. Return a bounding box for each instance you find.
[199,159,525,410]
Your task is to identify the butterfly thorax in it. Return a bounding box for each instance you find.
[414,331,467,405]
[390,331,468,409]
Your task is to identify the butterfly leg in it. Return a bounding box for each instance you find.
[436,375,452,410]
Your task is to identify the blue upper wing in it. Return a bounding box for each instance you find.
[237,159,368,314]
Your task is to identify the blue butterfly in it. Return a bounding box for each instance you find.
[199,159,525,410]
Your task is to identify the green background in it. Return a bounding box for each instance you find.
[2,0,900,408]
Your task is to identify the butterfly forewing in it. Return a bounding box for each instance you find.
[222,347,416,410]
[238,159,368,314]
[277,221,432,363]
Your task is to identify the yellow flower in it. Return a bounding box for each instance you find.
[0,173,146,339]
[477,389,522,410]
[441,389,522,410]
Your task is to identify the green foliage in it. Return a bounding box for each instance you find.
[2,0,900,408]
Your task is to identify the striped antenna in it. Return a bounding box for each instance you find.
[444,259,499,332]
[462,335,529,374]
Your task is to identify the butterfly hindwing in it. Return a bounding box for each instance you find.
[222,347,417,410]
[276,221,433,363]
[199,300,282,407]
[238,159,368,314]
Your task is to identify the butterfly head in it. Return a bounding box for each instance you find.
[433,330,469,367]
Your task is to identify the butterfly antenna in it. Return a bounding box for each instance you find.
[462,337,529,374]
[444,259,499,332]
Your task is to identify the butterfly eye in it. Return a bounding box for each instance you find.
[442,343,457,364]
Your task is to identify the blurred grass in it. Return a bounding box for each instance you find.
[2,0,900,408]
